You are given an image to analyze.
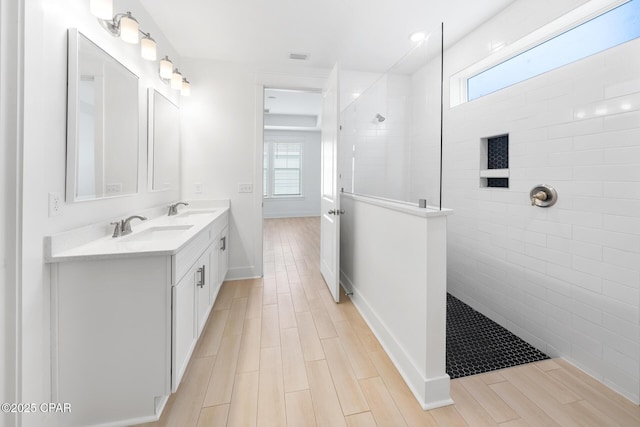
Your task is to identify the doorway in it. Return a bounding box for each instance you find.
[262,88,323,220]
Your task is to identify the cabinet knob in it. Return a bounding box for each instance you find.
[197,266,206,288]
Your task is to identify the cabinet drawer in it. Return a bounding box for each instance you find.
[172,229,211,284]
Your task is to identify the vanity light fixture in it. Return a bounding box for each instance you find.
[159,56,174,79]
[171,69,183,90]
[89,0,113,20]
[97,11,139,44]
[140,32,157,60]
[119,12,139,43]
[181,78,191,97]
[91,5,192,94]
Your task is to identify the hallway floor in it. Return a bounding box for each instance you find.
[140,217,640,427]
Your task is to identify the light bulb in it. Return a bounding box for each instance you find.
[181,79,191,96]
[90,0,113,20]
[141,34,157,60]
[171,69,183,90]
[159,56,173,80]
[119,12,139,44]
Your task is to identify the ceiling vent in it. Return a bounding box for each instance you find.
[289,52,309,61]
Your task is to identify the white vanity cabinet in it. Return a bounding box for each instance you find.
[48,206,229,427]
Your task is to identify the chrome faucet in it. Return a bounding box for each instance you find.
[168,202,189,216]
[111,215,147,237]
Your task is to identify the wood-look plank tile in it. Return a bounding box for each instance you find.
[450,380,499,427]
[322,337,369,415]
[498,419,530,427]
[430,405,469,427]
[547,364,640,427]
[261,303,280,348]
[245,286,263,320]
[196,404,229,427]
[281,328,309,392]
[194,309,229,358]
[344,307,384,354]
[213,282,235,311]
[345,411,378,427]
[257,346,287,427]
[489,381,562,427]
[233,279,252,298]
[478,371,507,385]
[237,317,261,373]
[291,288,311,313]
[368,351,439,427]
[334,320,378,379]
[276,271,290,294]
[311,308,338,339]
[457,375,519,423]
[306,359,348,427]
[226,371,259,427]
[359,376,407,427]
[263,276,278,305]
[534,359,562,372]
[278,292,297,329]
[139,356,215,427]
[222,297,247,337]
[553,358,640,419]
[285,390,317,427]
[295,311,325,362]
[203,334,242,406]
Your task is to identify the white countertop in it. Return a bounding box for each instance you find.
[45,202,229,263]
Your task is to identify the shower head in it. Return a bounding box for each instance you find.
[376,113,386,122]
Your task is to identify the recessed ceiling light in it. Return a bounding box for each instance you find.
[409,31,426,42]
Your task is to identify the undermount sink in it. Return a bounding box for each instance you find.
[177,209,218,218]
[121,225,193,242]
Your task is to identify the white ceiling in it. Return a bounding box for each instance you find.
[138,0,516,73]
[264,89,322,116]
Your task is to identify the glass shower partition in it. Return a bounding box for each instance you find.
[339,25,443,209]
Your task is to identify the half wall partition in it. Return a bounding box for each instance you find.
[338,26,453,410]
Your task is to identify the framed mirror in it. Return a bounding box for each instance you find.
[147,89,180,192]
[66,29,139,202]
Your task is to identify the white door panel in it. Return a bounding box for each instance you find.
[320,64,341,303]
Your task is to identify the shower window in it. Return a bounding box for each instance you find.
[467,0,640,101]
[264,141,303,197]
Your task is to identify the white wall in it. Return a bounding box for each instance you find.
[19,1,182,425]
[1,1,21,425]
[441,0,640,403]
[263,130,321,218]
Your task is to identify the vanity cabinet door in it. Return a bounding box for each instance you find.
[218,225,229,285]
[172,263,197,392]
[195,248,213,336]
[209,235,220,305]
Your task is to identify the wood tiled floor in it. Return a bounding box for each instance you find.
[139,217,640,427]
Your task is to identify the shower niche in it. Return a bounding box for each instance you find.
[480,134,509,188]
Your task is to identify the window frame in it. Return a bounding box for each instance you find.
[450,0,632,107]
[263,139,304,199]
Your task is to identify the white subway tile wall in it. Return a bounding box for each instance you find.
[443,20,640,405]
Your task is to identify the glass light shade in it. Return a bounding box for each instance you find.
[171,70,183,90]
[90,0,113,20]
[159,57,173,79]
[119,12,139,44]
[140,35,157,60]
[181,79,191,96]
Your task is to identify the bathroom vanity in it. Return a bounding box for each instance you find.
[45,201,229,426]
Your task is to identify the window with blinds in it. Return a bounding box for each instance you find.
[264,141,302,197]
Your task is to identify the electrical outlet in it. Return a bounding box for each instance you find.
[238,183,253,193]
[49,192,62,217]
[194,182,203,194]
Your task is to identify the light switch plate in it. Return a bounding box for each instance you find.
[238,183,253,193]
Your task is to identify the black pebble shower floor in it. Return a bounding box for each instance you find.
[446,293,549,379]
